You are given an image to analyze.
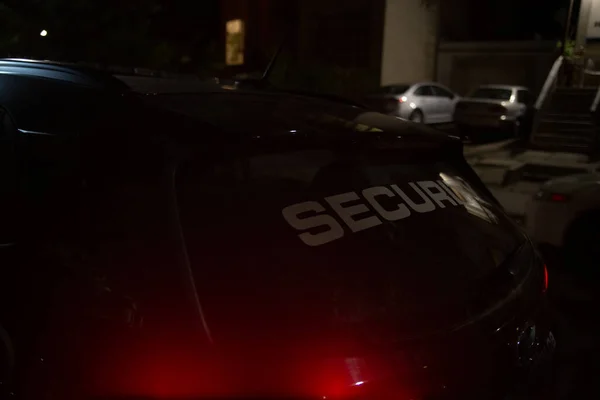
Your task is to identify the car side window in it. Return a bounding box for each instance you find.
[414,86,433,96]
[517,90,532,105]
[432,86,455,99]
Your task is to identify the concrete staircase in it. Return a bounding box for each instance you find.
[532,87,600,154]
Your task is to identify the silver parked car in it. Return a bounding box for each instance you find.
[454,85,534,140]
[363,82,460,124]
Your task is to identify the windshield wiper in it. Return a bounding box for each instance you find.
[233,38,286,90]
[233,36,366,109]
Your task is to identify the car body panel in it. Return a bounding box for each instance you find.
[525,172,600,247]
[454,85,533,133]
[0,59,552,400]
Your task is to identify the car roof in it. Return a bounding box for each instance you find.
[383,82,447,87]
[476,84,529,91]
[146,90,462,147]
[414,82,449,87]
[0,59,462,151]
[0,58,216,93]
[116,75,226,94]
[0,58,132,90]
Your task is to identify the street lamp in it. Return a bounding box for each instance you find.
[40,30,48,37]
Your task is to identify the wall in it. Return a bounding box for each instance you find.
[297,0,384,70]
[577,0,594,48]
[436,41,557,95]
[220,0,384,96]
[285,0,384,97]
[582,0,600,65]
[380,0,438,85]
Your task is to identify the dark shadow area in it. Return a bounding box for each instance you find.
[540,242,600,399]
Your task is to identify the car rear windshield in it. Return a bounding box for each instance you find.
[175,148,526,347]
[469,88,512,100]
[379,85,410,95]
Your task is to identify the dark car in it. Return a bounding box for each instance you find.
[453,85,535,142]
[0,59,553,400]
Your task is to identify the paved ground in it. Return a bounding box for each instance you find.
[463,138,599,218]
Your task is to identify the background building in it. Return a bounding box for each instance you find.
[220,0,570,97]
[220,0,384,97]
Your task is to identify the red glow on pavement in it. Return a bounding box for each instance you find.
[550,193,567,202]
[83,335,383,399]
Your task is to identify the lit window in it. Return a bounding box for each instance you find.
[226,19,245,66]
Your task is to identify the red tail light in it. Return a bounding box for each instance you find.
[543,265,549,292]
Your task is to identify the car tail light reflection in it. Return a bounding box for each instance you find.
[87,334,227,399]
[543,264,549,292]
[549,193,568,202]
[85,336,415,399]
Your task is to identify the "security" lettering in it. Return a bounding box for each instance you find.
[282,180,464,246]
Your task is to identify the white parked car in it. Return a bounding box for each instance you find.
[525,171,600,270]
[363,82,460,124]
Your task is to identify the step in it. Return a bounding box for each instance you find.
[552,94,597,101]
[548,98,596,106]
[546,107,595,114]
[529,141,593,153]
[534,133,595,142]
[552,94,597,102]
[555,87,598,94]
[462,139,517,158]
[550,92,596,100]
[544,113,593,121]
[581,75,600,87]
[512,150,592,164]
[536,125,597,137]
[551,90,596,99]
[540,118,594,126]
[547,101,595,111]
[536,125,596,135]
[526,145,595,157]
[551,92,596,99]
[534,130,596,140]
[519,163,594,183]
[532,136,595,148]
[527,147,594,159]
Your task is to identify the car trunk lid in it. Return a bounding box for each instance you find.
[455,98,508,117]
